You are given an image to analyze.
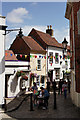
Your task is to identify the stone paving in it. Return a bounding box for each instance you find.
[3,92,80,119]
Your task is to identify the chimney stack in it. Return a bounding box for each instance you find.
[46,25,53,37]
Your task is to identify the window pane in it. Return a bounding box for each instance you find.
[49,52,53,63]
[37,59,41,70]
[55,53,59,64]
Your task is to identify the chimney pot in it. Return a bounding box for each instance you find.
[46,25,53,37]
[50,25,52,29]
[47,25,49,29]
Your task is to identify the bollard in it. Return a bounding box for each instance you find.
[54,88,56,109]
[30,93,34,111]
[52,80,57,109]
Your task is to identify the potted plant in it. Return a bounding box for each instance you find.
[16,71,21,77]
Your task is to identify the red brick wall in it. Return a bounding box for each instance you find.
[71,2,80,93]
[70,10,74,70]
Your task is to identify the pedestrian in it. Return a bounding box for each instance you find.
[58,79,63,94]
[62,81,68,99]
[31,82,38,106]
[46,77,50,93]
[40,87,50,110]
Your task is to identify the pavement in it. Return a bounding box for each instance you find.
[1,92,80,119]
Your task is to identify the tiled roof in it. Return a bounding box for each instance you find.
[5,50,18,60]
[22,36,46,52]
[29,28,62,48]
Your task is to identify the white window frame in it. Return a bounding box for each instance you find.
[55,68,60,80]
[55,53,59,64]
[41,76,45,87]
[21,80,26,89]
[36,75,40,87]
[49,52,53,64]
[37,59,41,71]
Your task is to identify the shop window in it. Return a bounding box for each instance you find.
[49,52,53,63]
[65,61,67,65]
[41,76,45,87]
[37,59,41,70]
[55,53,59,64]
[55,69,60,80]
[21,80,26,89]
[36,76,40,87]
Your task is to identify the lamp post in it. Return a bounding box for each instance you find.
[62,38,68,80]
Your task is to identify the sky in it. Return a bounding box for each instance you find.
[2,2,69,49]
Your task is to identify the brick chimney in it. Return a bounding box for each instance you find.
[46,25,53,37]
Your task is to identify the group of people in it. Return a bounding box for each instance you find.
[30,82,49,110]
[46,78,71,99]
[30,78,70,110]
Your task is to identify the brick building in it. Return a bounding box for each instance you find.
[65,1,80,107]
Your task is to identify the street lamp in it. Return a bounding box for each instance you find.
[62,38,68,50]
[62,37,68,60]
[62,38,68,81]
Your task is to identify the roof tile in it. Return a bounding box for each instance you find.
[5,50,18,60]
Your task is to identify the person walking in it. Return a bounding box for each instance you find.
[58,79,63,94]
[62,81,68,99]
[46,77,50,93]
[31,82,38,106]
[40,87,50,110]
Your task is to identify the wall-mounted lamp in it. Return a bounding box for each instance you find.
[62,38,68,50]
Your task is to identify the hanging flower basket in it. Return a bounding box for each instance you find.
[20,71,25,76]
[30,73,34,78]
[16,71,26,77]
[21,75,28,80]
[16,71,21,77]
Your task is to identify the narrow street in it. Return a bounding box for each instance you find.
[1,92,80,119]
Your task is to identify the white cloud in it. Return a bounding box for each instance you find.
[31,2,37,5]
[7,7,31,23]
[54,27,70,45]
[23,25,46,36]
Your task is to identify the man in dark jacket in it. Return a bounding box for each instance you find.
[58,79,63,94]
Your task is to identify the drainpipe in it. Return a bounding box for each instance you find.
[72,6,76,90]
[46,46,48,77]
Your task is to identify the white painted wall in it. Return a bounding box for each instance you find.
[0,16,6,106]
[5,61,30,97]
[47,46,70,81]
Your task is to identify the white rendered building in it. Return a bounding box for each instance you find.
[0,16,7,110]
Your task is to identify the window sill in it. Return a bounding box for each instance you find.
[37,69,41,71]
